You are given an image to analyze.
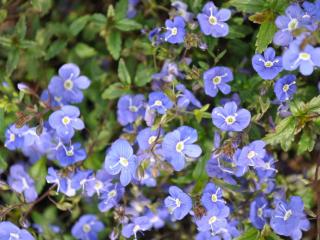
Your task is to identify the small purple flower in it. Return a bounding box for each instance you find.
[203,66,233,97]
[4,124,29,150]
[237,140,266,168]
[274,74,297,102]
[201,183,225,210]
[0,221,34,240]
[303,0,320,21]
[40,89,65,108]
[249,197,270,229]
[256,154,277,180]
[145,208,168,229]
[71,215,104,240]
[148,91,173,114]
[197,2,231,38]
[176,84,202,109]
[46,167,76,197]
[172,1,194,22]
[195,204,229,234]
[212,101,251,132]
[8,164,38,203]
[48,63,91,104]
[252,47,283,80]
[55,142,86,167]
[122,216,152,239]
[148,27,163,46]
[164,186,192,220]
[136,127,163,151]
[48,105,84,141]
[127,0,139,18]
[85,169,113,197]
[117,94,145,126]
[98,183,125,212]
[104,139,138,186]
[273,4,306,46]
[164,16,186,44]
[270,196,310,239]
[162,126,202,171]
[282,39,320,76]
[152,60,184,83]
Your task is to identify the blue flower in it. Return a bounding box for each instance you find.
[145,207,168,229]
[197,2,231,38]
[162,126,202,171]
[303,0,320,21]
[104,139,138,186]
[46,167,76,197]
[164,16,186,44]
[270,196,310,239]
[117,94,145,126]
[4,124,29,150]
[121,216,152,239]
[283,38,320,76]
[8,164,38,203]
[136,127,163,151]
[85,169,113,197]
[164,186,192,220]
[237,140,266,168]
[249,197,270,229]
[201,183,225,210]
[71,214,104,240]
[203,66,233,97]
[212,101,251,132]
[195,204,229,234]
[55,142,86,167]
[98,183,125,212]
[274,74,297,102]
[127,0,139,18]
[48,105,84,141]
[256,154,277,180]
[40,89,65,108]
[148,91,173,114]
[172,1,194,22]
[48,63,91,104]
[252,47,283,80]
[273,4,307,46]
[152,60,184,83]
[0,221,34,240]
[176,84,202,109]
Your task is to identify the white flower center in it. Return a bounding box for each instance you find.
[129,105,138,112]
[9,133,15,142]
[154,100,162,106]
[212,76,221,85]
[64,79,73,90]
[209,216,217,224]
[299,52,310,61]
[108,189,117,198]
[66,149,74,156]
[94,180,103,190]
[62,116,71,125]
[176,141,184,153]
[264,61,273,68]
[82,224,91,233]
[133,225,140,233]
[119,157,129,167]
[9,233,20,240]
[257,208,263,218]
[284,209,292,221]
[211,194,218,202]
[171,27,178,36]
[209,15,217,25]
[288,18,298,31]
[247,151,256,159]
[225,115,236,125]
[148,136,157,145]
[282,84,290,92]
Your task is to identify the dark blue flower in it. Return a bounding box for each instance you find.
[203,66,233,97]
[270,196,310,239]
[98,183,125,212]
[55,142,86,167]
[4,124,29,150]
[252,47,283,80]
[249,197,270,229]
[104,139,138,186]
[197,2,231,38]
[164,16,186,44]
[48,63,91,104]
[164,186,192,220]
[71,215,104,240]
[274,74,297,102]
[201,183,225,210]
[162,126,202,171]
[212,101,251,132]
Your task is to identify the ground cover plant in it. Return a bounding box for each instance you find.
[1,0,320,239]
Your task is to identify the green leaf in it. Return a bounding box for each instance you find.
[255,21,277,53]
[45,40,67,60]
[134,64,154,86]
[118,58,131,85]
[235,227,259,240]
[297,127,316,154]
[263,116,296,150]
[6,48,20,75]
[0,9,7,23]
[69,15,90,36]
[101,82,130,99]
[30,158,47,193]
[115,0,128,20]
[74,43,97,58]
[0,149,8,172]
[31,0,53,15]
[226,0,267,13]
[115,19,142,32]
[15,15,27,39]
[305,95,320,115]
[107,30,121,60]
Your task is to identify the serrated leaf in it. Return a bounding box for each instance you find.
[227,0,267,13]
[255,21,277,53]
[101,82,130,99]
[118,58,131,85]
[69,15,90,36]
[15,15,26,39]
[305,95,320,114]
[74,43,97,58]
[115,19,142,32]
[107,30,121,60]
[297,127,316,154]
